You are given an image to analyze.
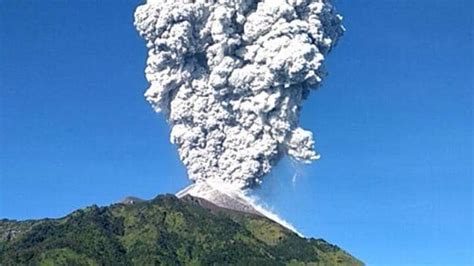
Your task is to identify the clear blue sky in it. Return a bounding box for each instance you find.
[0,0,472,265]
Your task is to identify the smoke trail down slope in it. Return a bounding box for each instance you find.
[134,0,343,189]
[176,181,303,235]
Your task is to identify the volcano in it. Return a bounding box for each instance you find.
[0,194,363,265]
[176,183,261,216]
[176,182,302,235]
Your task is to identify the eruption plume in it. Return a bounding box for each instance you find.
[134,0,343,189]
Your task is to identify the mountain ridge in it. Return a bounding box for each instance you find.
[0,194,363,265]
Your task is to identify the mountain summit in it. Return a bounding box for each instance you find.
[176,182,304,234]
[0,194,363,265]
[176,182,263,216]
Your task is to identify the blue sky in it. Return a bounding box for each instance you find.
[0,0,472,265]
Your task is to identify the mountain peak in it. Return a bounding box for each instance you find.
[176,182,262,216]
[119,196,144,205]
[176,182,304,235]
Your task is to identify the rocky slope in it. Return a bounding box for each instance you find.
[0,194,363,265]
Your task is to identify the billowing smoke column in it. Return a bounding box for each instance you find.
[134,0,343,189]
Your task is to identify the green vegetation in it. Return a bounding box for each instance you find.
[0,194,363,265]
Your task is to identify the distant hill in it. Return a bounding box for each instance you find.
[0,194,363,265]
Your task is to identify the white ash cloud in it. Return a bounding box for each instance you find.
[134,0,343,189]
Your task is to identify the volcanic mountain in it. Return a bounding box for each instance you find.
[176,182,304,234]
[0,194,363,265]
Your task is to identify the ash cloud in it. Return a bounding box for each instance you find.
[134,0,343,189]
